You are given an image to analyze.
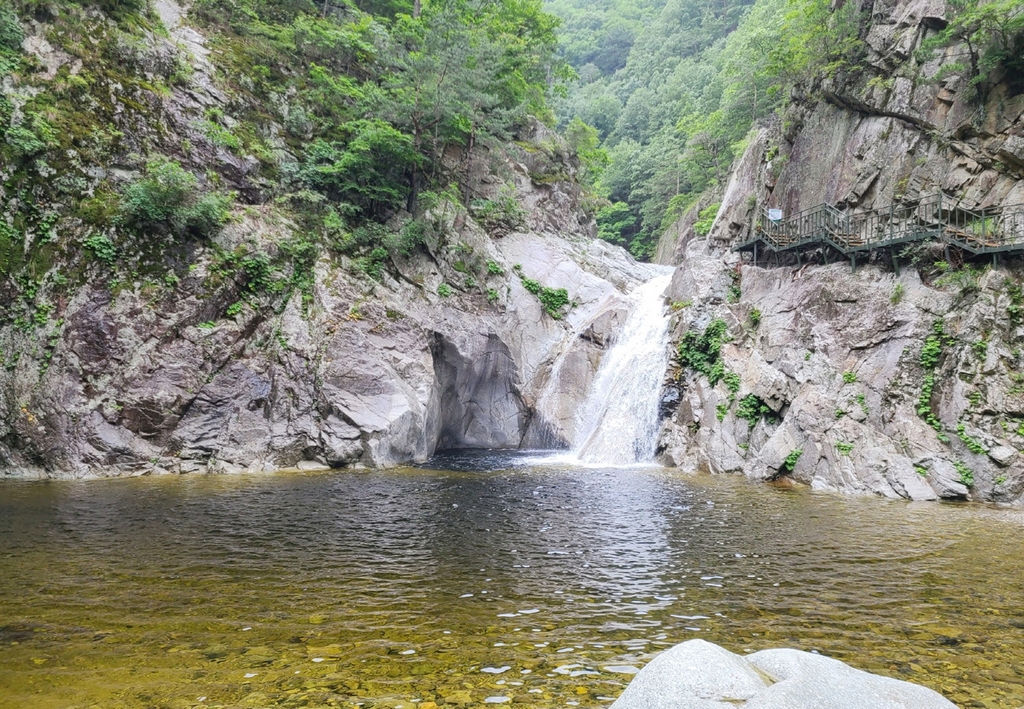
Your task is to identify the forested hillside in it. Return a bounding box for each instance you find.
[547,0,1024,259]
[0,0,566,320]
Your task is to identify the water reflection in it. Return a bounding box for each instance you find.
[0,458,1023,709]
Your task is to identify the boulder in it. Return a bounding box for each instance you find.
[612,640,957,709]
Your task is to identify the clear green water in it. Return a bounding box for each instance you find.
[1,453,1023,709]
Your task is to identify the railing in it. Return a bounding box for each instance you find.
[742,193,1024,263]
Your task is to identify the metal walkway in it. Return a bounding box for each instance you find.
[734,193,1024,271]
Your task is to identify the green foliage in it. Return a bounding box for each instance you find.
[551,0,871,259]
[300,121,418,215]
[716,402,729,422]
[915,466,928,477]
[120,157,232,239]
[736,394,773,428]
[487,287,500,303]
[748,308,761,327]
[954,461,975,487]
[84,234,116,265]
[596,202,637,246]
[855,392,869,416]
[437,283,452,298]
[355,247,390,281]
[917,0,1024,101]
[4,112,57,159]
[0,5,23,53]
[486,260,505,276]
[518,272,569,318]
[469,187,527,236]
[956,422,987,454]
[693,203,720,237]
[723,371,741,396]
[890,283,905,305]
[836,441,854,456]
[1007,279,1024,325]
[842,371,857,384]
[972,338,988,361]
[565,117,609,185]
[780,448,802,474]
[765,0,865,82]
[727,270,741,303]
[934,263,981,293]
[537,286,570,318]
[677,318,729,385]
[920,321,946,370]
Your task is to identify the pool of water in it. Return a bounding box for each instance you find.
[1,452,1023,709]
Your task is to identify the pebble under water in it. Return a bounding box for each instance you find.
[1,452,1023,709]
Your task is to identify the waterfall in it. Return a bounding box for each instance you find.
[571,271,674,465]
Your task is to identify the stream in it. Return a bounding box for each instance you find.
[2,453,1023,709]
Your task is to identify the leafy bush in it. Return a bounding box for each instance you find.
[780,448,803,474]
[84,234,116,264]
[842,371,857,384]
[517,272,569,318]
[678,319,729,385]
[693,203,720,237]
[736,394,773,428]
[120,157,231,239]
[890,283,905,305]
[0,6,23,53]
[836,441,854,456]
[437,283,452,297]
[956,422,987,454]
[954,461,975,487]
[300,120,418,215]
[749,308,761,327]
[469,186,527,236]
[723,371,741,396]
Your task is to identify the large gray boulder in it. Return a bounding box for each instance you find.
[611,640,957,709]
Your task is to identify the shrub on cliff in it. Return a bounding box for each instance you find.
[119,157,232,239]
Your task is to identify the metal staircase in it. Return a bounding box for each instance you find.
[734,193,1024,271]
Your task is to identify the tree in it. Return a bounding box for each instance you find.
[919,0,1024,99]
[565,117,609,186]
[300,120,419,215]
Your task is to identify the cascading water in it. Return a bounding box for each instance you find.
[571,271,674,465]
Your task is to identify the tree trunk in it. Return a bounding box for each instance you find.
[413,0,421,17]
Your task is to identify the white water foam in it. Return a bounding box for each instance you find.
[569,272,673,465]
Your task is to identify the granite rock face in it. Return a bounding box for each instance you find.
[0,204,658,478]
[612,639,958,709]
[0,1,665,479]
[654,0,1024,504]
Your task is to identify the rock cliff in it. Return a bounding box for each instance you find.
[0,1,659,479]
[655,0,1024,503]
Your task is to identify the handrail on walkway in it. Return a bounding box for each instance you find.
[734,192,1024,272]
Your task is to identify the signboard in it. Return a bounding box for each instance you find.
[767,208,783,222]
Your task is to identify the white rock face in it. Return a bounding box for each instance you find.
[611,640,957,709]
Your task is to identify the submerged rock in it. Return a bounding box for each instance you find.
[612,639,957,709]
